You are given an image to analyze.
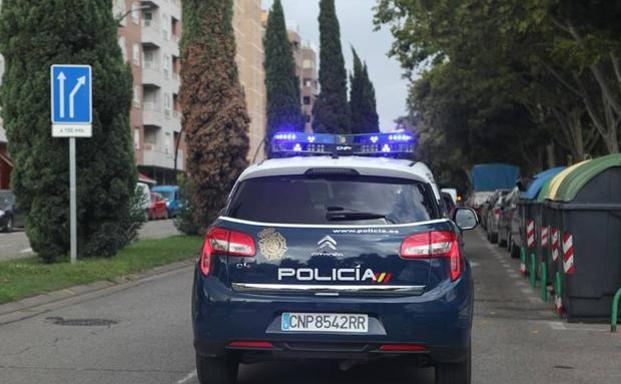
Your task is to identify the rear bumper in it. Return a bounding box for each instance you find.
[192,268,473,364]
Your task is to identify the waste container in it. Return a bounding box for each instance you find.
[518,167,565,278]
[547,155,621,322]
[543,161,592,312]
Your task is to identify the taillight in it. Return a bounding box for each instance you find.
[200,227,256,276]
[400,231,462,281]
[494,208,501,216]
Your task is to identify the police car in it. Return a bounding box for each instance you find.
[192,132,478,384]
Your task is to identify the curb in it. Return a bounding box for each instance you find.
[0,258,195,325]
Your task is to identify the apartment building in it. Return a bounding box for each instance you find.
[287,29,318,133]
[115,0,184,185]
[234,0,267,163]
[0,0,267,188]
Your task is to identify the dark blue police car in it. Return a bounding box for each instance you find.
[192,133,478,384]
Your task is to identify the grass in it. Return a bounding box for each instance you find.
[0,235,202,304]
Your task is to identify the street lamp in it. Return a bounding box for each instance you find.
[115,5,153,25]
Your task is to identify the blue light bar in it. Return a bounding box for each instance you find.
[270,132,415,158]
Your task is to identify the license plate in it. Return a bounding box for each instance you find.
[281,313,368,333]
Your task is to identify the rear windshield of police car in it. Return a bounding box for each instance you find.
[226,175,439,225]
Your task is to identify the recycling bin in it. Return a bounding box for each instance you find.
[543,161,591,310]
[518,167,565,280]
[547,155,621,322]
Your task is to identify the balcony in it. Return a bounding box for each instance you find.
[142,144,184,171]
[141,21,161,48]
[143,102,164,127]
[142,63,162,87]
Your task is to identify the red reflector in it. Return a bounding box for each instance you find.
[379,344,427,352]
[228,341,274,349]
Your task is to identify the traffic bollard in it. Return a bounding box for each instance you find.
[540,262,547,301]
[530,253,537,288]
[611,287,621,333]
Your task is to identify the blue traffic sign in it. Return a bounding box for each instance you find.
[51,65,92,124]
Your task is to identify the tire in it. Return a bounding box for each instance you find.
[436,343,471,384]
[498,235,507,248]
[510,242,520,259]
[196,354,238,384]
[4,217,13,233]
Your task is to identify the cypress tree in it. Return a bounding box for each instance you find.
[350,48,380,133]
[180,0,250,232]
[0,0,138,261]
[264,0,303,139]
[312,0,351,134]
[361,62,380,132]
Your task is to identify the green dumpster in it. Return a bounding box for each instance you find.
[547,155,621,321]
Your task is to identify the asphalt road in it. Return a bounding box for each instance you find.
[0,219,180,262]
[0,229,619,384]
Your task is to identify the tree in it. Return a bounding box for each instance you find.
[312,0,351,134]
[180,0,250,233]
[264,0,304,140]
[0,0,138,261]
[350,48,380,133]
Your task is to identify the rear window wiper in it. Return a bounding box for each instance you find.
[326,211,394,223]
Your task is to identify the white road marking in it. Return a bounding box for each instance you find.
[508,273,519,279]
[548,321,567,330]
[176,370,197,384]
[470,261,480,267]
[521,288,532,294]
[19,247,33,254]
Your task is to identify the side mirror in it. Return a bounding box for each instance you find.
[454,208,478,231]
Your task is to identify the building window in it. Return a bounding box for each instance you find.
[163,54,170,79]
[134,128,140,150]
[118,36,127,63]
[132,44,140,66]
[303,96,311,105]
[164,93,171,117]
[114,0,126,27]
[143,10,153,27]
[161,13,170,40]
[303,59,313,69]
[131,2,140,24]
[133,85,141,107]
[306,114,311,123]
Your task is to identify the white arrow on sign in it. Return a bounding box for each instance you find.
[69,76,86,118]
[57,72,66,118]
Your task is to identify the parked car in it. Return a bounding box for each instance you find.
[497,187,520,249]
[0,190,25,232]
[441,191,457,218]
[152,185,181,217]
[466,191,493,220]
[486,189,510,243]
[148,192,168,220]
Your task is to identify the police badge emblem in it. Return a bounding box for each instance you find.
[257,228,288,261]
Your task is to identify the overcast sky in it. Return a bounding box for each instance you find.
[261,0,408,132]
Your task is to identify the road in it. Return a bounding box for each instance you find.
[0,219,180,262]
[0,229,619,384]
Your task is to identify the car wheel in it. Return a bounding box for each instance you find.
[436,342,471,384]
[511,242,520,259]
[196,354,238,384]
[498,236,507,248]
[4,217,13,233]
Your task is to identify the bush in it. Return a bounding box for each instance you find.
[174,175,200,236]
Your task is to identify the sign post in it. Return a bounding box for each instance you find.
[51,65,92,264]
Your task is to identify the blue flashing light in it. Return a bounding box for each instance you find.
[270,132,415,158]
